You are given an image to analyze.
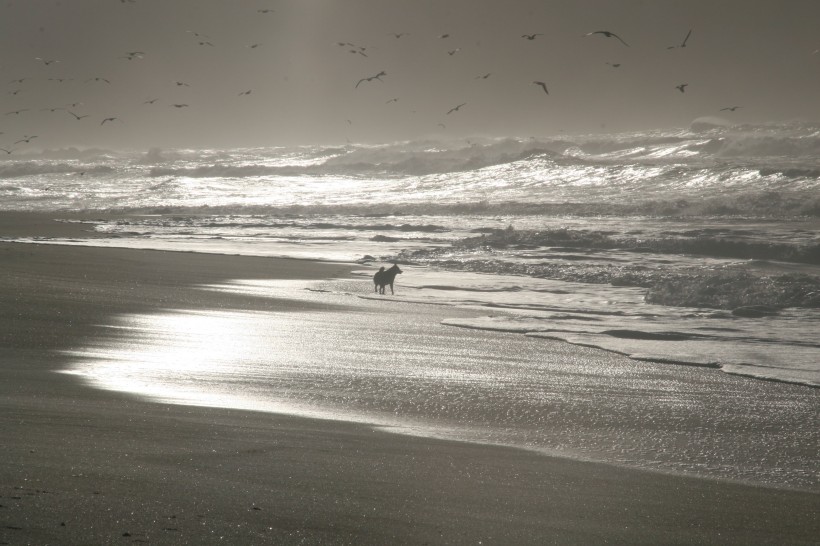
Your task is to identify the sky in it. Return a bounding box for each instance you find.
[0,0,818,150]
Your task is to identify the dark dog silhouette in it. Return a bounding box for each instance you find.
[373,264,402,294]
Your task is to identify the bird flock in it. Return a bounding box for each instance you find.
[0,3,279,153]
[342,26,747,129]
[1,3,760,152]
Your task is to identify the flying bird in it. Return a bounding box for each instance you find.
[521,34,543,40]
[35,57,59,65]
[247,43,262,49]
[41,106,66,112]
[121,51,145,60]
[14,135,37,144]
[101,117,120,125]
[258,9,274,13]
[447,48,461,56]
[667,29,693,49]
[475,73,491,79]
[446,102,466,115]
[385,98,398,104]
[143,98,159,104]
[605,62,621,68]
[9,78,30,84]
[5,109,29,115]
[355,70,386,88]
[171,104,189,108]
[438,34,450,39]
[390,33,408,39]
[584,31,629,47]
[48,77,73,83]
[86,77,111,84]
[720,106,742,111]
[676,83,688,93]
[0,148,13,155]
[175,81,191,87]
[532,81,549,94]
[238,90,252,96]
[67,111,89,120]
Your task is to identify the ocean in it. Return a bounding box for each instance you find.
[3,119,819,489]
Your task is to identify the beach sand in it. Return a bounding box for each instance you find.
[1,212,818,545]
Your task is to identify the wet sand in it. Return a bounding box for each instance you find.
[1,212,818,544]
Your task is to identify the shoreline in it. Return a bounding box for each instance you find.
[1,218,819,542]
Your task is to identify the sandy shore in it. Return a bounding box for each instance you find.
[1,212,818,544]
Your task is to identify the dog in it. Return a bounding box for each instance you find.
[373,264,402,295]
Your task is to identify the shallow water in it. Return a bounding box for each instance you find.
[63,278,819,491]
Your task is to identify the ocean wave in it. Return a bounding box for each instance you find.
[396,227,820,310]
[446,226,820,265]
[0,162,114,179]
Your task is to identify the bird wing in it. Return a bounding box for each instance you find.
[681,29,692,46]
[611,33,629,46]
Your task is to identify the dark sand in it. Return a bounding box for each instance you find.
[1,212,818,545]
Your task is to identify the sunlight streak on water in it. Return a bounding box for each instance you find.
[62,279,820,491]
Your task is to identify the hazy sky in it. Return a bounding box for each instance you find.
[1,0,818,149]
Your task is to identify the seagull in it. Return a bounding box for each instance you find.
[447,48,461,56]
[67,111,88,120]
[175,81,191,87]
[86,77,111,84]
[676,83,688,93]
[14,135,37,144]
[355,70,386,88]
[121,51,145,60]
[48,77,73,83]
[5,109,29,115]
[720,106,742,111]
[605,62,621,68]
[667,29,692,49]
[143,98,159,104]
[532,81,549,94]
[41,107,66,112]
[9,78,30,84]
[238,90,252,96]
[521,33,543,40]
[475,72,491,79]
[35,57,59,65]
[584,31,629,47]
[247,43,262,49]
[446,102,466,115]
[9,89,22,96]
[171,104,189,108]
[385,97,398,104]
[438,34,450,39]
[258,8,274,13]
[437,123,446,129]
[198,41,215,47]
[389,33,408,39]
[0,148,13,155]
[101,117,120,125]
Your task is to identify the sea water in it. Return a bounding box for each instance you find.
[3,119,819,488]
